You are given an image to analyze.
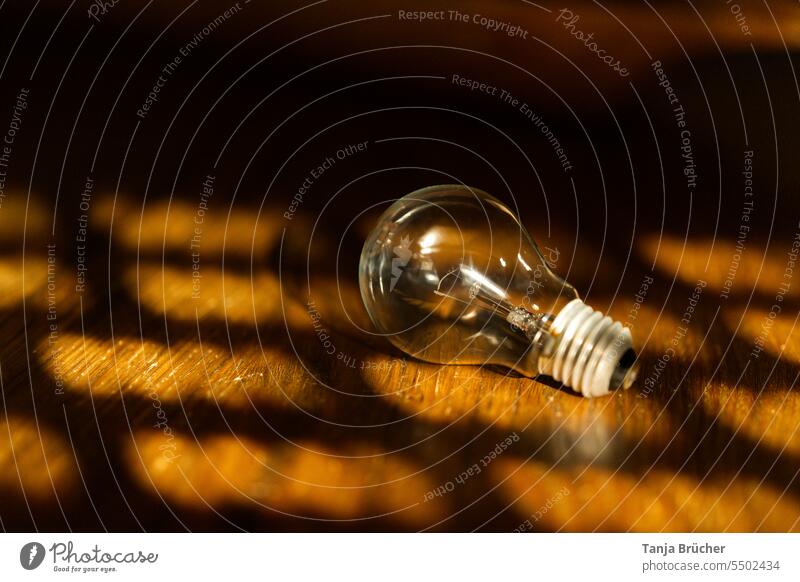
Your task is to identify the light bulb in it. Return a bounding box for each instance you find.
[358,184,638,397]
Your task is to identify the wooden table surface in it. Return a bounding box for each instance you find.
[1,192,799,532]
[1,0,800,532]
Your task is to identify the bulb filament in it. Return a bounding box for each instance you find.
[433,265,552,349]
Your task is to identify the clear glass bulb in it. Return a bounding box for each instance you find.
[359,185,638,397]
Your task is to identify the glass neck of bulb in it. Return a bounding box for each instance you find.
[508,299,637,397]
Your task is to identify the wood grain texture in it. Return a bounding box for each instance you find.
[0,194,798,532]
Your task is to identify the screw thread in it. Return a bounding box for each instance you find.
[538,299,637,397]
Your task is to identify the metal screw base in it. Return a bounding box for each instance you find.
[538,299,638,397]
